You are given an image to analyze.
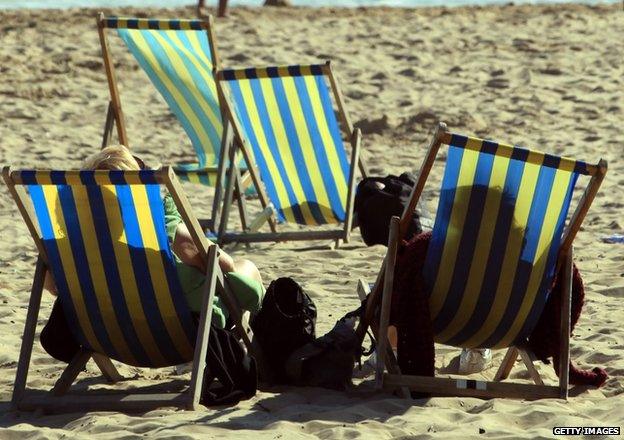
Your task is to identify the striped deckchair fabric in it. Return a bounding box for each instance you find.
[18,170,196,368]
[104,17,223,185]
[218,64,351,225]
[422,133,592,349]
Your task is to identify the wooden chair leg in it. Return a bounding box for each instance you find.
[558,249,573,399]
[11,258,46,410]
[356,278,371,301]
[92,353,123,383]
[494,347,519,382]
[188,245,218,410]
[51,349,92,396]
[519,349,544,386]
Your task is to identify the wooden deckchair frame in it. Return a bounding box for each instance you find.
[359,122,607,400]
[96,13,251,236]
[214,61,368,244]
[2,166,268,413]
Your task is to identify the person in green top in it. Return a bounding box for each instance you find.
[41,145,265,364]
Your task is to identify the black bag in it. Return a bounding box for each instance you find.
[250,277,317,383]
[354,173,422,246]
[284,315,362,391]
[201,323,257,406]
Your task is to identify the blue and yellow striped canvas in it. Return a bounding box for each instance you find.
[21,170,196,368]
[110,18,222,185]
[422,134,589,349]
[220,65,351,225]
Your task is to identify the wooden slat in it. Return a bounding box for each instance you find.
[375,216,400,388]
[219,229,345,244]
[11,258,46,409]
[519,349,544,386]
[343,128,361,243]
[558,249,573,399]
[384,374,561,400]
[52,350,92,396]
[19,393,189,413]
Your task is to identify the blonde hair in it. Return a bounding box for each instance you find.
[82,145,141,171]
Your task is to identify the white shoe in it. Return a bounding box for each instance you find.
[173,362,193,375]
[458,348,492,374]
[365,348,398,370]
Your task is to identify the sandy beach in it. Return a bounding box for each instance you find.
[0,2,622,438]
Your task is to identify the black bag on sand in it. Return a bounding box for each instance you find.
[354,172,422,246]
[201,323,257,406]
[250,277,317,383]
[284,315,362,391]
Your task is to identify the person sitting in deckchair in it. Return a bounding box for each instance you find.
[41,145,265,363]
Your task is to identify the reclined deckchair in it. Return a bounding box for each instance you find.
[215,62,368,243]
[362,122,607,400]
[97,15,251,233]
[3,166,265,412]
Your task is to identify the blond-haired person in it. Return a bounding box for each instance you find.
[41,145,265,363]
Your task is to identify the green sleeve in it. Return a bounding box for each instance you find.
[163,193,183,243]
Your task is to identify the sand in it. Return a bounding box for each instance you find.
[0,3,622,438]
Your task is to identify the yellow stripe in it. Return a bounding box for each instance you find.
[162,30,222,134]
[42,186,104,353]
[496,169,574,347]
[147,30,222,137]
[235,80,297,222]
[258,77,317,225]
[117,18,128,29]
[428,148,480,319]
[463,152,543,348]
[127,30,216,157]
[100,185,167,365]
[435,154,510,343]
[71,186,136,364]
[303,74,348,216]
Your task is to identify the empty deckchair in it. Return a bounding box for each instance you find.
[363,122,607,400]
[3,166,265,412]
[216,62,368,243]
[97,15,250,233]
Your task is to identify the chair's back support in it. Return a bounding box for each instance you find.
[423,134,594,349]
[218,64,352,225]
[100,17,222,181]
[10,170,197,368]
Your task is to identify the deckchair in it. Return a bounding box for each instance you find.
[3,166,266,412]
[215,62,368,243]
[362,122,607,400]
[97,15,251,234]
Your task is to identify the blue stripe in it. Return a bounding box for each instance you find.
[49,171,67,185]
[480,163,557,347]
[315,75,350,176]
[292,75,346,223]
[118,29,208,168]
[20,171,37,185]
[144,185,197,346]
[86,185,152,366]
[108,171,127,185]
[513,173,578,344]
[227,81,285,221]
[432,152,495,334]
[57,186,119,358]
[423,145,465,295]
[158,31,222,155]
[28,185,89,348]
[447,157,527,347]
[141,30,221,166]
[270,76,325,225]
[115,185,185,364]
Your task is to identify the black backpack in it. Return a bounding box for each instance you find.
[354,173,422,246]
[250,277,317,383]
[201,323,257,406]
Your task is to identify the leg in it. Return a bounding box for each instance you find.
[558,249,573,399]
[40,299,81,363]
[188,245,218,410]
[12,258,46,409]
[92,353,123,383]
[51,349,92,396]
[217,0,228,17]
[494,347,519,382]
